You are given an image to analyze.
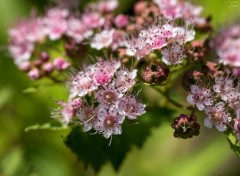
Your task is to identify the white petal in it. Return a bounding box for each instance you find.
[204,117,213,129]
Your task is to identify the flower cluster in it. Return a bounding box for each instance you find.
[154,0,205,25]
[126,18,195,65]
[8,0,130,80]
[187,72,240,135]
[211,24,240,67]
[52,59,146,138]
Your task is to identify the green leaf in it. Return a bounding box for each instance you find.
[225,128,240,158]
[25,122,68,132]
[64,107,173,172]
[22,87,37,94]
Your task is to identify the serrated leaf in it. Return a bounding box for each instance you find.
[25,122,68,132]
[225,129,240,158]
[64,107,173,172]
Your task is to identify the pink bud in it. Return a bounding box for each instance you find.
[18,61,31,72]
[28,68,41,80]
[34,60,43,67]
[42,63,53,74]
[40,51,49,62]
[71,98,82,109]
[114,14,128,28]
[53,58,70,71]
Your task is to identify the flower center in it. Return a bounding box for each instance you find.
[103,91,117,104]
[104,116,116,129]
[125,104,136,113]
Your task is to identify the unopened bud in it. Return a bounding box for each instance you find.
[42,63,53,74]
[53,58,70,71]
[40,51,50,62]
[28,68,41,80]
[143,63,169,84]
[171,114,200,139]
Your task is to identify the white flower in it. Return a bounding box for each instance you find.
[204,102,231,131]
[187,85,213,111]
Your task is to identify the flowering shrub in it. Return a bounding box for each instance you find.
[7,0,240,171]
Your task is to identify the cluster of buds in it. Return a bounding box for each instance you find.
[52,58,146,139]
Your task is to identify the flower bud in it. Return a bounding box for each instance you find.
[142,63,169,84]
[40,51,50,62]
[53,58,70,71]
[71,98,82,109]
[28,68,41,80]
[171,114,200,139]
[42,62,53,74]
[34,59,43,67]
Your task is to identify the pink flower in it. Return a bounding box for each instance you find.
[68,71,98,98]
[154,0,184,19]
[117,95,146,119]
[82,12,105,29]
[25,18,47,42]
[211,24,240,67]
[204,102,231,131]
[53,58,70,71]
[44,8,69,40]
[114,14,128,28]
[90,29,115,50]
[95,105,125,138]
[126,18,195,59]
[187,85,213,111]
[67,17,93,43]
[92,59,121,85]
[114,68,137,93]
[161,42,186,65]
[9,42,34,64]
[154,0,204,25]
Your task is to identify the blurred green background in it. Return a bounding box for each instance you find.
[0,0,240,175]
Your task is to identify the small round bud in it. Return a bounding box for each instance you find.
[40,51,50,62]
[34,60,43,67]
[171,114,200,139]
[28,68,41,80]
[18,61,31,72]
[53,58,70,71]
[71,98,82,109]
[143,63,169,84]
[42,63,54,74]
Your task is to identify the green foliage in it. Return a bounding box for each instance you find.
[65,108,173,172]
[225,129,240,158]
